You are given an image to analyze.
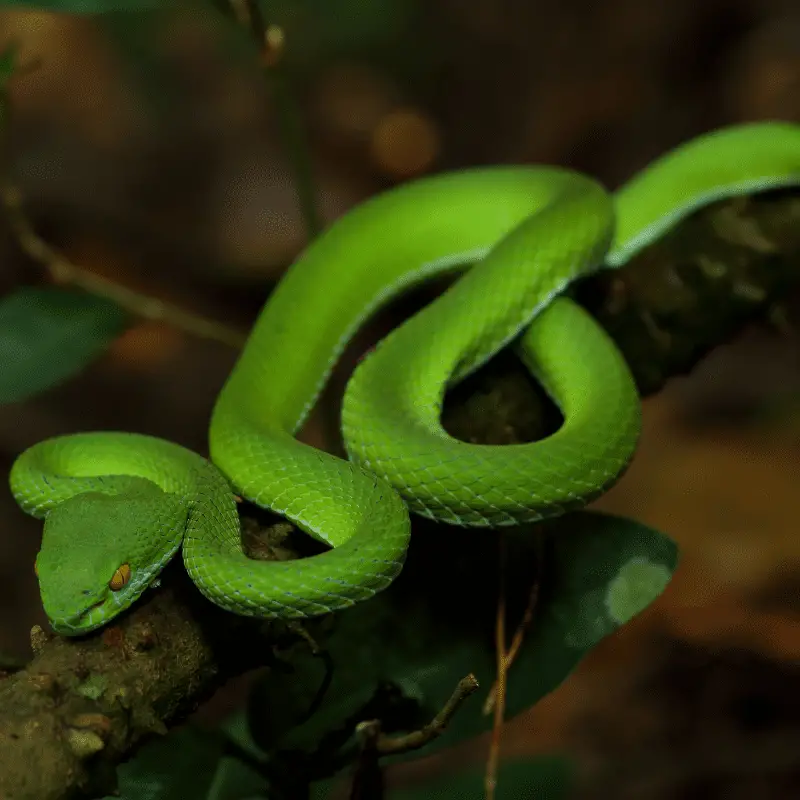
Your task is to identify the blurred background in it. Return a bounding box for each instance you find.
[1,1,800,797]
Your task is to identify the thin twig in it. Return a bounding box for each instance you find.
[2,54,246,350]
[483,533,545,714]
[484,535,546,797]
[485,534,508,800]
[357,673,480,757]
[350,722,385,800]
[1,184,247,348]
[229,0,322,239]
[267,57,322,240]
[349,674,479,800]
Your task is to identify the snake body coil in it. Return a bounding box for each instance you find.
[10,121,800,634]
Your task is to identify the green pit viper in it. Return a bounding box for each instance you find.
[9,121,800,635]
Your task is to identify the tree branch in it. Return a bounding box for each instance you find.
[349,675,479,800]
[1,184,248,349]
[578,190,800,396]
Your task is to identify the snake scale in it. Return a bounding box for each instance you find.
[10,121,800,634]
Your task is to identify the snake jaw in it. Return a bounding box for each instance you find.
[44,564,153,635]
[34,485,189,635]
[43,591,112,636]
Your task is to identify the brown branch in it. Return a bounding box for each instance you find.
[483,533,545,715]
[0,565,279,800]
[347,675,479,799]
[359,673,480,757]
[1,184,248,349]
[577,190,800,396]
[483,533,545,798]
[484,535,508,800]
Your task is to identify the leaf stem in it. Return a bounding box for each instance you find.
[1,184,247,349]
[229,1,322,240]
[356,673,480,756]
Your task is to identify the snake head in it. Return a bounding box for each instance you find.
[36,484,188,635]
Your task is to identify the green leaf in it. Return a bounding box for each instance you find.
[387,755,574,800]
[100,726,273,800]
[0,287,129,403]
[101,728,224,800]
[243,511,677,770]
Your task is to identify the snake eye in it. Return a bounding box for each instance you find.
[109,564,132,591]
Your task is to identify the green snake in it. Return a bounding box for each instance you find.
[10,121,800,635]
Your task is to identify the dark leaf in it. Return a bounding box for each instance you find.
[0,287,129,403]
[99,726,273,800]
[241,511,677,771]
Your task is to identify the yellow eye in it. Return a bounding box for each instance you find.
[109,564,131,591]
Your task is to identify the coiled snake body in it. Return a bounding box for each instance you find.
[10,122,800,634]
